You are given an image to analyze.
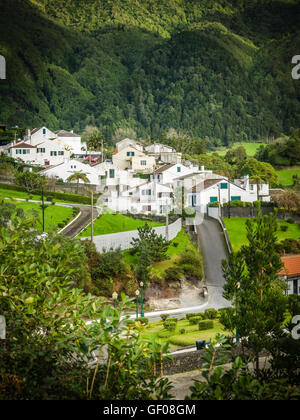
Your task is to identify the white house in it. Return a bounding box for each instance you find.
[145,143,182,164]
[112,145,156,172]
[41,159,105,185]
[55,130,87,157]
[116,138,144,153]
[151,163,199,188]
[105,181,174,215]
[234,175,270,202]
[279,255,300,296]
[7,138,71,167]
[95,161,145,193]
[187,176,267,213]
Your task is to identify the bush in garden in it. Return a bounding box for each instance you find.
[198,320,214,331]
[164,266,183,282]
[189,316,203,325]
[163,318,178,331]
[180,329,186,335]
[137,317,149,325]
[204,309,219,320]
[160,313,170,322]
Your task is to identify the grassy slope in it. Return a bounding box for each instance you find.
[122,228,198,277]
[78,213,163,238]
[3,198,74,232]
[208,142,263,157]
[224,217,300,252]
[275,168,300,186]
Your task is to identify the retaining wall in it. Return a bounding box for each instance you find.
[86,217,182,252]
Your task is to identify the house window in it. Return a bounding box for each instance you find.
[50,151,57,156]
[177,167,181,172]
[231,196,241,201]
[141,160,147,166]
[210,197,218,203]
[58,151,64,156]
[250,185,254,191]
[37,148,45,153]
[126,151,135,157]
[43,128,46,135]
[22,149,30,154]
[109,169,115,178]
[220,183,228,189]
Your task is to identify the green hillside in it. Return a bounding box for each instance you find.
[0,0,299,146]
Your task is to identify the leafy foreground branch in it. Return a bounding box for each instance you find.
[0,219,173,400]
[186,334,299,401]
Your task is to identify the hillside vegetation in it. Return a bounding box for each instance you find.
[0,0,299,146]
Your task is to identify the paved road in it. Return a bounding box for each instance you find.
[60,205,98,238]
[196,216,231,309]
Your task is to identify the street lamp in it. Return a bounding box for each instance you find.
[140,282,144,318]
[112,291,118,309]
[41,187,45,233]
[135,290,140,319]
[236,282,241,344]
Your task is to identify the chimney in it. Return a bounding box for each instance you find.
[201,165,205,171]
[244,175,249,190]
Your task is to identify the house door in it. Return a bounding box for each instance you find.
[191,194,197,207]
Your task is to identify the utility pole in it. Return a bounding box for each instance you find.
[165,203,169,241]
[91,190,94,242]
[228,180,231,219]
[41,188,45,233]
[101,138,104,163]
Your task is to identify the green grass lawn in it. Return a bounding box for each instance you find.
[3,198,74,233]
[122,228,199,277]
[78,213,163,238]
[0,186,92,205]
[275,167,300,186]
[208,142,263,157]
[139,318,229,350]
[224,217,300,252]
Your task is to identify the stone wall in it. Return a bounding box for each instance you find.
[87,217,182,252]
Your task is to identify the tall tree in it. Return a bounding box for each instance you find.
[222,205,287,374]
[67,172,90,194]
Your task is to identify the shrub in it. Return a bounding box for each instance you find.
[164,266,183,282]
[180,329,186,334]
[286,218,295,224]
[189,316,203,325]
[157,329,174,338]
[160,314,170,322]
[138,317,149,325]
[198,320,214,331]
[163,318,178,331]
[46,196,53,202]
[204,309,219,320]
[280,225,288,232]
[177,250,203,279]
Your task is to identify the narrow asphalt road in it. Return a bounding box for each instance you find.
[196,215,231,309]
[60,205,98,238]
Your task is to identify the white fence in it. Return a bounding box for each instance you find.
[84,218,182,252]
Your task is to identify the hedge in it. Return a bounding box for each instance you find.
[189,316,204,325]
[198,320,214,331]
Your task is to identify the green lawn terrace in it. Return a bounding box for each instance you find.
[223,217,300,252]
[139,317,230,351]
[78,213,164,238]
[1,197,74,233]
[275,167,300,187]
[207,142,263,157]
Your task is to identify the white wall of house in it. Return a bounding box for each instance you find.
[105,181,174,215]
[41,159,104,184]
[55,131,87,156]
[152,163,199,187]
[8,143,37,164]
[112,145,155,172]
[30,127,56,145]
[145,143,174,154]
[187,179,259,213]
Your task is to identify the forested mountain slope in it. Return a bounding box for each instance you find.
[0,0,299,146]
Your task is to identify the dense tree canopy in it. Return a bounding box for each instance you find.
[0,0,299,145]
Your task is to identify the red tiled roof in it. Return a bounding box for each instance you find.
[279,255,300,277]
[9,142,36,149]
[153,164,175,175]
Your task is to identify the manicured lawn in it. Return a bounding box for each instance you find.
[139,318,229,350]
[208,142,263,157]
[275,168,300,186]
[2,198,74,233]
[122,228,199,277]
[224,217,300,252]
[78,213,163,238]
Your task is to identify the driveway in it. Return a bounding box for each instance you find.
[196,215,231,309]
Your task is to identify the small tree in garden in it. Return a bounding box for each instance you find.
[15,171,46,193]
[67,171,90,194]
[131,223,170,262]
